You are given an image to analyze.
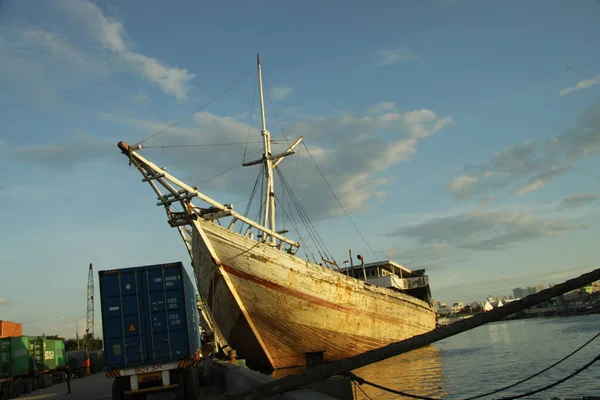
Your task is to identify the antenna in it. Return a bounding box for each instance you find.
[86,263,94,349]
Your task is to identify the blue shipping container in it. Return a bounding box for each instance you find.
[98,262,201,370]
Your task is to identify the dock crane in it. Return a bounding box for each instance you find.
[85,263,94,349]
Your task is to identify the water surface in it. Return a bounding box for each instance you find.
[352,314,600,399]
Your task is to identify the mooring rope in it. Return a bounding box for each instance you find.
[348,331,600,400]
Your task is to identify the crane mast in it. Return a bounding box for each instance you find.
[86,263,94,349]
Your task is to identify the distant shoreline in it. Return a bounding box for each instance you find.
[436,304,599,327]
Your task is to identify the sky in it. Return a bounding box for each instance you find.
[1,0,599,338]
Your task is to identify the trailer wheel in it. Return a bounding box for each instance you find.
[18,380,25,395]
[111,378,128,400]
[4,382,12,399]
[8,381,19,399]
[182,367,200,400]
[23,380,32,394]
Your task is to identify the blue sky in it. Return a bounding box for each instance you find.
[1,0,599,338]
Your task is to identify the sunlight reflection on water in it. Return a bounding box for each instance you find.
[351,314,599,399]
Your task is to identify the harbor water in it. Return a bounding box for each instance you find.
[352,314,600,399]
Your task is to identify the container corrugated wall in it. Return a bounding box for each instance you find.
[0,336,32,378]
[41,338,66,371]
[0,321,23,338]
[99,261,201,370]
[0,336,66,378]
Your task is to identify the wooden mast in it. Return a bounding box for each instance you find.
[257,54,276,243]
[242,54,303,245]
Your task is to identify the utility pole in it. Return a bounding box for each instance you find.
[62,316,85,350]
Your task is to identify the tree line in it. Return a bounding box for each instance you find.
[43,334,103,352]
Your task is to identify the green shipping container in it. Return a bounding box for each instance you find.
[0,336,66,379]
[0,336,33,379]
[39,338,66,371]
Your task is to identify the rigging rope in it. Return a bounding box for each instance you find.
[353,382,374,400]
[267,70,381,265]
[273,193,318,263]
[463,330,600,400]
[198,149,262,184]
[348,331,600,400]
[264,76,291,146]
[239,164,263,234]
[275,167,336,264]
[142,141,267,148]
[496,353,599,400]
[301,142,380,262]
[243,74,258,162]
[134,67,255,145]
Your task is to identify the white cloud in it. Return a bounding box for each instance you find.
[270,86,293,101]
[392,242,470,271]
[558,193,600,210]
[57,0,195,101]
[391,208,586,252]
[448,101,600,200]
[0,25,109,106]
[367,102,397,115]
[6,137,117,170]
[0,298,7,305]
[132,91,150,104]
[560,75,600,97]
[0,1,196,103]
[448,174,478,200]
[375,48,419,66]
[511,166,572,196]
[101,101,453,220]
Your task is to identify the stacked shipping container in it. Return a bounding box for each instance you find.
[0,321,22,338]
[0,336,66,377]
[0,336,67,399]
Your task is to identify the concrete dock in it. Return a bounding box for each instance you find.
[7,358,351,400]
[14,374,112,400]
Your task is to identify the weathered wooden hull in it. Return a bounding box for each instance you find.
[191,220,436,371]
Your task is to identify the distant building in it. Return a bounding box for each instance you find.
[513,287,525,299]
[513,284,546,298]
[451,302,465,313]
[434,301,451,316]
[470,301,483,309]
[534,284,546,293]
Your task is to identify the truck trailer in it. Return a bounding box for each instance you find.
[65,350,91,378]
[99,261,202,400]
[0,336,66,399]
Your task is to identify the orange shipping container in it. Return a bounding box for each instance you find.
[0,320,23,338]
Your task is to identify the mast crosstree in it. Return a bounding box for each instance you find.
[241,54,303,244]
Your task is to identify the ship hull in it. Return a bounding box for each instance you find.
[192,220,436,370]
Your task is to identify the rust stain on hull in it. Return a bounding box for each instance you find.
[192,221,436,371]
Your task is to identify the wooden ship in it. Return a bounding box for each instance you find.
[117,55,436,371]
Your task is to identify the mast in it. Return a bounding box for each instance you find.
[257,54,276,243]
[241,55,304,245]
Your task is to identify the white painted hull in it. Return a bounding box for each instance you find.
[191,219,436,370]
